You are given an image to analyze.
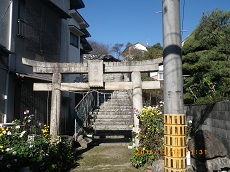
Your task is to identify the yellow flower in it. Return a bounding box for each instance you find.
[0,134,3,137]
[142,147,146,150]
[0,145,3,149]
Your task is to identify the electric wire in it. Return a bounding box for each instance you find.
[181,0,186,38]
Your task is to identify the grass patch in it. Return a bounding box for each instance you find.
[71,145,147,172]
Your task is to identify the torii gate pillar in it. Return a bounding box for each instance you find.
[132,71,143,146]
[50,73,62,143]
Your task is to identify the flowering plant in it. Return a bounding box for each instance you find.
[138,106,164,154]
[130,105,164,168]
[0,110,75,171]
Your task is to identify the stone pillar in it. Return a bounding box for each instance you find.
[50,73,62,143]
[132,71,143,146]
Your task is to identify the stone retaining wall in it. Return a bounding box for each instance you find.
[185,102,230,158]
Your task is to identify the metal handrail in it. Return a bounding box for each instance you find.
[74,91,97,141]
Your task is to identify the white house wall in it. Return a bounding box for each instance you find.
[150,64,164,80]
[133,43,148,51]
[0,0,69,122]
[0,0,90,127]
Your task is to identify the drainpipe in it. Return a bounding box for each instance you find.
[4,56,11,124]
[4,0,13,123]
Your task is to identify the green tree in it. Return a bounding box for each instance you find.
[122,43,163,61]
[144,43,163,60]
[182,9,230,104]
[121,42,163,104]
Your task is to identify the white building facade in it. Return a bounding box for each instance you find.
[0,0,91,134]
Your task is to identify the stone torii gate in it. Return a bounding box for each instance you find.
[22,57,163,143]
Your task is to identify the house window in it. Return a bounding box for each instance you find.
[158,71,164,80]
[70,33,79,48]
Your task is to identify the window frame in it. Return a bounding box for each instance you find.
[70,32,79,48]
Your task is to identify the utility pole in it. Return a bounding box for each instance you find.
[162,0,186,171]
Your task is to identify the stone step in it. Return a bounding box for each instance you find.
[94,124,132,130]
[100,104,132,108]
[96,114,132,119]
[93,88,133,144]
[98,108,132,112]
[98,105,131,110]
[95,130,132,134]
[93,130,132,142]
[93,142,129,146]
[100,103,132,107]
[101,102,132,106]
[92,138,131,146]
[97,110,132,115]
[94,134,129,139]
[94,113,132,118]
[95,130,131,135]
[95,118,132,123]
[98,107,132,111]
[94,121,132,125]
[101,99,130,106]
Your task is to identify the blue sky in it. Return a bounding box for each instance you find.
[79,0,230,48]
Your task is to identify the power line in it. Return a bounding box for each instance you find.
[0,0,13,24]
[181,0,186,37]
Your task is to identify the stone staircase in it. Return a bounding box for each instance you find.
[92,90,133,145]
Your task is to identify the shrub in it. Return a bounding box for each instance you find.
[130,104,164,168]
[0,110,75,171]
